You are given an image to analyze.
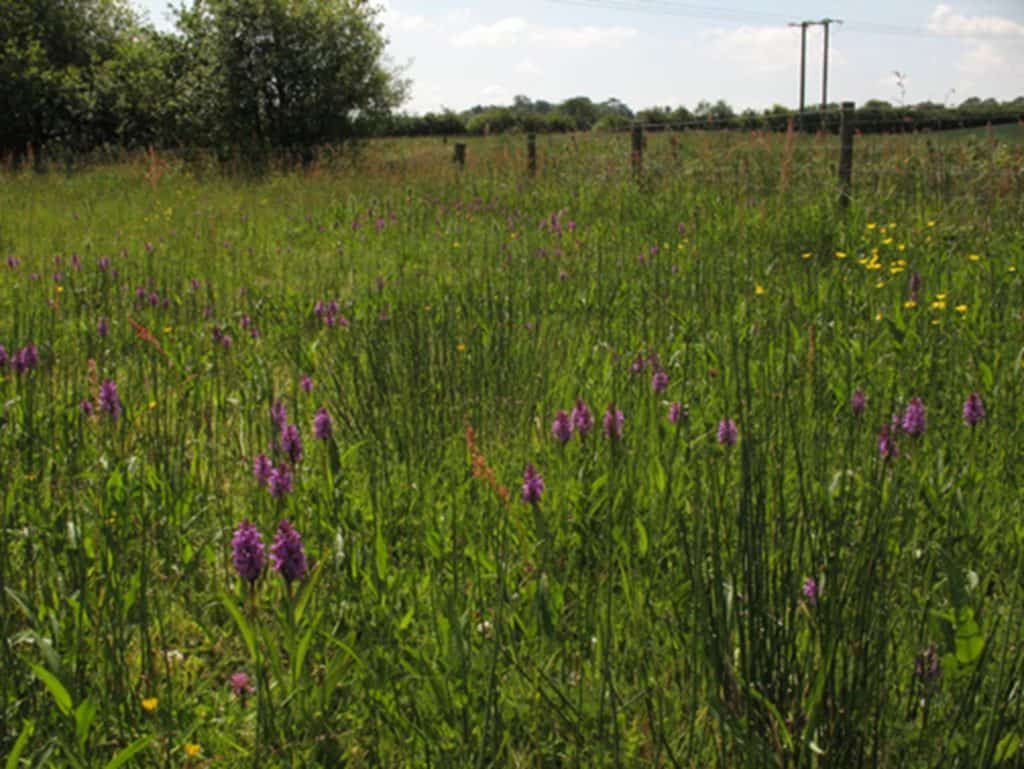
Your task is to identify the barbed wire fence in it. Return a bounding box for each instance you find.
[444,102,1023,210]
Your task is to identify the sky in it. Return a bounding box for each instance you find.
[132,0,1024,114]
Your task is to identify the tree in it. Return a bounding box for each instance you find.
[173,0,406,155]
[0,0,141,156]
[560,96,599,130]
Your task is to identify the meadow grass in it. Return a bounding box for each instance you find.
[1,129,1023,768]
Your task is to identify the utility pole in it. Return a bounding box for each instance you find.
[790,19,843,113]
[789,21,810,113]
[820,18,842,109]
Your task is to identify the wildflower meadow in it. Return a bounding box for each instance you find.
[1,128,1023,767]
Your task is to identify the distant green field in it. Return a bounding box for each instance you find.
[1,130,1022,768]
[922,120,1024,144]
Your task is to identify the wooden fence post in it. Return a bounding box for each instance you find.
[631,124,643,177]
[838,101,855,209]
[453,142,466,168]
[527,133,537,176]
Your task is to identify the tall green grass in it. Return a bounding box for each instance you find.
[1,130,1022,767]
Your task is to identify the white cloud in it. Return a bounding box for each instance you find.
[528,25,637,49]
[703,26,798,73]
[452,17,529,48]
[959,41,1007,74]
[928,4,1024,38]
[516,57,543,75]
[451,17,637,50]
[480,84,512,103]
[378,1,432,33]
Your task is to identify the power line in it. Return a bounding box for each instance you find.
[545,0,1020,40]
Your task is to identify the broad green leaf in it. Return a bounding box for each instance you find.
[375,521,389,583]
[220,593,257,661]
[74,698,97,752]
[634,517,648,557]
[5,719,34,769]
[995,732,1021,764]
[29,663,72,716]
[103,735,155,769]
[954,608,984,665]
[294,561,323,623]
[748,686,793,752]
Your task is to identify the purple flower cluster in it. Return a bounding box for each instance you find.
[603,405,624,440]
[270,400,288,433]
[901,397,927,437]
[962,392,985,427]
[253,454,293,497]
[211,325,232,350]
[314,299,349,328]
[549,399,597,443]
[851,389,866,417]
[5,343,39,375]
[253,454,274,485]
[229,671,254,703]
[802,577,819,607]
[651,369,669,394]
[280,424,303,464]
[313,408,333,440]
[268,464,293,498]
[551,410,573,444]
[231,520,308,585]
[717,419,738,447]
[668,401,687,424]
[521,463,544,505]
[231,520,266,583]
[270,520,308,582]
[99,379,122,420]
[877,424,898,460]
[572,399,593,437]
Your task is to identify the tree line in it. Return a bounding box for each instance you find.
[1,0,405,161]
[382,95,1024,137]
[2,0,1021,163]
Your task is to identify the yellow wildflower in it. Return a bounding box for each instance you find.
[835,251,847,259]
[968,254,981,262]
[185,744,201,759]
[955,304,968,314]
[930,300,947,311]
[866,222,877,230]
[927,220,936,227]
[801,252,813,260]
[755,285,765,296]
[904,300,917,309]
[456,343,466,353]
[141,697,158,713]
[875,280,886,288]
